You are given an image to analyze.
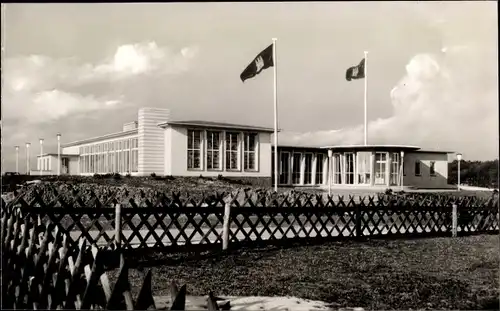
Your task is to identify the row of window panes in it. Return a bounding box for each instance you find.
[187,130,258,171]
[79,138,138,155]
[332,152,402,185]
[80,150,139,173]
[272,152,326,185]
[79,138,139,173]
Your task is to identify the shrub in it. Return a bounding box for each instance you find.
[113,173,121,180]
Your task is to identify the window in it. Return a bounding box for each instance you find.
[131,138,138,172]
[206,131,222,170]
[315,154,325,185]
[357,152,371,185]
[345,153,355,185]
[415,161,421,176]
[375,152,387,185]
[292,153,302,184]
[187,130,202,169]
[333,154,342,184]
[390,153,400,185]
[244,133,258,171]
[430,161,436,176]
[304,153,313,185]
[225,132,240,170]
[279,151,291,185]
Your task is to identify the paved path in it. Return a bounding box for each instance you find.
[67,222,480,248]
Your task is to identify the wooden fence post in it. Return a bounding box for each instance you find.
[452,203,458,237]
[115,204,122,249]
[222,202,232,251]
[355,204,363,239]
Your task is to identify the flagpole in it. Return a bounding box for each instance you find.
[364,51,368,146]
[272,38,278,193]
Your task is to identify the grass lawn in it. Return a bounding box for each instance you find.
[118,235,499,310]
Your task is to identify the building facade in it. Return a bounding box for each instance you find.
[56,107,453,189]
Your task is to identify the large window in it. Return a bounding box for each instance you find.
[345,153,355,185]
[292,153,302,184]
[187,130,202,170]
[304,153,313,185]
[375,152,387,185]
[390,153,400,185]
[315,154,325,185]
[357,152,371,185]
[207,131,222,170]
[244,133,258,171]
[131,138,138,172]
[279,151,291,185]
[225,132,240,171]
[333,154,342,184]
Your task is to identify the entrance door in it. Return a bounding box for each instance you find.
[279,152,291,185]
[292,153,302,185]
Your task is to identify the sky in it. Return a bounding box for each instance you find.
[1,1,498,172]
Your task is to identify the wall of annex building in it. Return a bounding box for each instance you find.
[402,152,449,189]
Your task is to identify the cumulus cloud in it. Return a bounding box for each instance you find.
[280,45,498,159]
[3,41,199,125]
[2,41,199,172]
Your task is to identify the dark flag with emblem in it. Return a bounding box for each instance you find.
[346,58,365,81]
[240,44,274,82]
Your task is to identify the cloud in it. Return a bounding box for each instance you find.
[2,41,199,172]
[280,45,498,159]
[3,41,199,125]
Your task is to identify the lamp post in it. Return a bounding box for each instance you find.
[328,149,333,196]
[26,143,31,175]
[57,133,61,176]
[15,146,19,174]
[400,151,405,191]
[39,138,44,176]
[457,153,462,190]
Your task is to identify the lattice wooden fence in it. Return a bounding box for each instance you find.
[2,189,499,254]
[0,212,227,310]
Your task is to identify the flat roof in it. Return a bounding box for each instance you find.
[417,149,456,154]
[276,144,325,150]
[61,129,138,148]
[320,144,421,151]
[159,120,277,133]
[37,153,79,157]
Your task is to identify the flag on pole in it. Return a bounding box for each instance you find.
[240,44,274,82]
[345,58,365,81]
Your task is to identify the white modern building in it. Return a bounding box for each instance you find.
[37,107,454,189]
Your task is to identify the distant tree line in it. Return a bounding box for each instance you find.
[448,159,499,189]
